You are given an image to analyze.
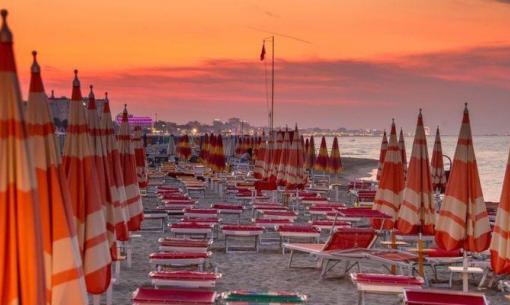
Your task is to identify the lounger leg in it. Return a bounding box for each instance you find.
[126,241,132,268]
[478,269,489,289]
[106,282,113,305]
[288,250,295,268]
[358,290,365,305]
[92,294,100,305]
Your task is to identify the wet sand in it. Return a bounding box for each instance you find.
[110,157,508,305]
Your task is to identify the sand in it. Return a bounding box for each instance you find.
[109,157,508,305]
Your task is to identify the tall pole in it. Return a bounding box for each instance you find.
[271,36,275,134]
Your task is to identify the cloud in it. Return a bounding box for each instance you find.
[23,44,510,134]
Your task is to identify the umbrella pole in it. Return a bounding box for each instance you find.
[391,230,397,274]
[462,250,469,292]
[418,232,424,277]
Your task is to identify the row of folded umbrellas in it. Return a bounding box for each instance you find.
[0,11,148,305]
[371,107,510,277]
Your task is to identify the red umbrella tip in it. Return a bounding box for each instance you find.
[0,9,12,43]
[103,92,111,113]
[122,104,129,122]
[31,50,40,73]
[73,69,79,85]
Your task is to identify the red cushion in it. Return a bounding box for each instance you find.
[427,248,462,257]
[149,271,219,281]
[324,228,375,251]
[212,204,243,210]
[356,273,423,286]
[182,217,219,223]
[404,289,486,305]
[277,225,319,233]
[262,211,296,216]
[159,238,211,247]
[170,223,212,229]
[149,252,210,259]
[222,225,264,231]
[133,287,216,304]
[255,218,291,224]
[311,220,350,226]
[184,209,217,214]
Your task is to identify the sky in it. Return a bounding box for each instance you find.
[5,0,510,134]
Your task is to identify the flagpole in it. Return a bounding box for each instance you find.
[271,36,275,135]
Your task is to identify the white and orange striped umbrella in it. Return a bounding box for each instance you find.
[435,104,491,252]
[117,105,144,231]
[314,136,329,173]
[0,11,47,304]
[212,134,226,172]
[100,93,129,242]
[305,136,316,170]
[262,135,274,180]
[276,131,291,186]
[490,145,510,274]
[269,131,284,182]
[254,139,266,179]
[201,133,209,166]
[373,120,405,229]
[179,134,192,160]
[399,128,408,179]
[376,130,388,181]
[285,128,306,189]
[87,86,119,254]
[328,136,342,175]
[133,126,148,189]
[26,51,88,305]
[431,126,447,192]
[397,110,435,235]
[62,70,112,294]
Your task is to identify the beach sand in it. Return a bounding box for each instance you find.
[110,157,508,305]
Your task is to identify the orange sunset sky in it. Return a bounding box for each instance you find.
[6,0,510,133]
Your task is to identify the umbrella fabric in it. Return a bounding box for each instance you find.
[179,135,192,160]
[285,128,306,189]
[214,135,226,172]
[397,110,435,235]
[399,128,408,179]
[376,131,388,181]
[62,70,112,294]
[314,136,329,173]
[0,11,47,304]
[490,145,510,274]
[372,120,405,229]
[100,94,129,242]
[86,86,118,251]
[201,133,209,165]
[26,51,88,305]
[269,132,284,182]
[207,134,216,170]
[133,126,148,189]
[117,105,144,231]
[276,131,291,186]
[328,136,342,175]
[435,104,491,252]
[167,135,176,156]
[431,127,446,192]
[262,135,274,180]
[254,139,267,179]
[305,136,316,170]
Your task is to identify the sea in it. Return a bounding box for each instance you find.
[321,136,510,202]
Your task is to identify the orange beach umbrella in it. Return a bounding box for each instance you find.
[399,128,408,179]
[397,110,435,235]
[0,11,47,304]
[62,70,112,294]
[435,104,491,252]
[117,105,144,231]
[373,120,405,229]
[285,128,306,189]
[26,51,88,305]
[305,136,316,170]
[490,145,510,274]
[431,127,447,192]
[133,126,148,189]
[277,131,291,186]
[377,130,388,181]
[100,93,129,242]
[254,139,267,179]
[328,136,342,175]
[314,136,329,173]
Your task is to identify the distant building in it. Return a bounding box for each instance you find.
[115,114,153,128]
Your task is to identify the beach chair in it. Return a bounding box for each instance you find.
[132,287,217,305]
[278,225,321,253]
[141,210,167,232]
[149,271,221,288]
[284,228,378,278]
[220,291,307,304]
[351,273,424,305]
[212,203,244,223]
[309,219,351,232]
[169,222,213,239]
[221,225,264,253]
[158,237,212,253]
[149,251,211,271]
[402,288,488,305]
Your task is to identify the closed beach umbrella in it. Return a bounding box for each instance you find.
[372,120,405,229]
[262,135,274,180]
[399,128,408,179]
[328,136,342,175]
[305,136,316,170]
[133,125,148,189]
[376,131,388,181]
[62,70,112,294]
[254,139,266,179]
[304,138,309,161]
[0,11,47,304]
[269,131,284,182]
[285,128,306,189]
[435,104,491,252]
[277,131,291,186]
[214,135,226,172]
[314,136,329,173]
[201,133,209,165]
[167,135,176,156]
[100,93,129,242]
[435,104,491,291]
[490,145,510,274]
[26,51,88,305]
[397,110,435,235]
[117,105,144,231]
[431,127,446,192]
[180,134,192,161]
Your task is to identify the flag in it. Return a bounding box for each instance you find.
[260,42,266,61]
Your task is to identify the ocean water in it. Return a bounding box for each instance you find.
[318,136,510,202]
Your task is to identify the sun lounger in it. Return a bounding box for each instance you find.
[184,208,219,218]
[255,218,293,229]
[132,287,217,305]
[351,273,424,305]
[142,210,168,232]
[220,291,307,304]
[222,225,264,253]
[169,222,213,239]
[158,237,212,253]
[278,225,320,253]
[309,219,351,231]
[149,252,211,271]
[402,288,488,305]
[149,271,221,288]
[260,210,297,221]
